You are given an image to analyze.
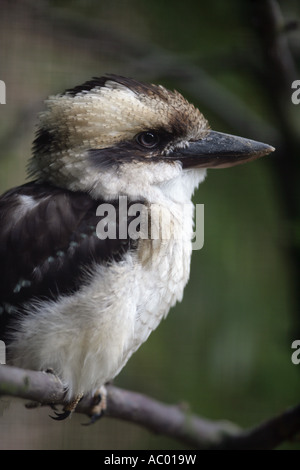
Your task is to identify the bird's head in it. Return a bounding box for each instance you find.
[29,75,274,202]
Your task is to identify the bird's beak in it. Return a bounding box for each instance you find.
[169,131,275,169]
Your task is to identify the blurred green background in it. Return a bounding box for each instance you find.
[0,0,299,450]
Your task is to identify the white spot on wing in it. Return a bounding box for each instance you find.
[11,195,40,222]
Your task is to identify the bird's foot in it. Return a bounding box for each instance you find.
[50,393,84,421]
[82,385,107,426]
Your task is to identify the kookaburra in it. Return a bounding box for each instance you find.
[0,75,274,419]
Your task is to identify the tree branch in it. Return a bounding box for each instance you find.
[1,365,299,449]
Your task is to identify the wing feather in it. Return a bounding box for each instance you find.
[0,182,138,336]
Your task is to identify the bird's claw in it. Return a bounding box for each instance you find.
[81,386,107,426]
[49,393,83,421]
[50,409,71,421]
[81,409,104,426]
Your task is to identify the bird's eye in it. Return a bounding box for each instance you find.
[136,131,160,148]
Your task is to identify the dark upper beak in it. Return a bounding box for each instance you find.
[169,131,275,169]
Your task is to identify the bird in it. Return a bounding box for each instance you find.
[0,74,274,420]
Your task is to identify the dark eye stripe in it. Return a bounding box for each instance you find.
[88,129,175,169]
